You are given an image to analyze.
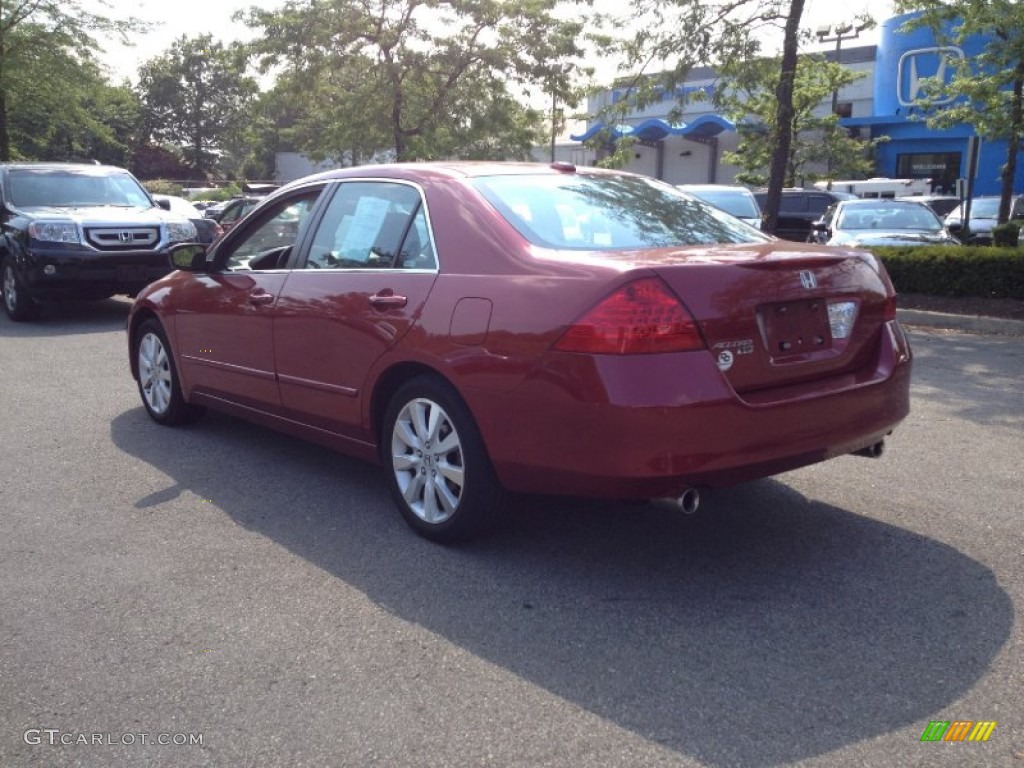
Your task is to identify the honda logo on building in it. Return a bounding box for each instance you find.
[897,46,964,107]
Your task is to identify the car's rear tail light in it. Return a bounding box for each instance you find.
[882,294,897,321]
[554,277,704,354]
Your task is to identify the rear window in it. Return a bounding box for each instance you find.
[684,188,760,219]
[471,173,770,250]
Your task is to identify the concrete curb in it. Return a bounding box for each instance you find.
[897,308,1024,336]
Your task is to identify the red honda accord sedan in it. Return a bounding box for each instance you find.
[128,163,912,541]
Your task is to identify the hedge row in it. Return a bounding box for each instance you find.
[871,246,1024,299]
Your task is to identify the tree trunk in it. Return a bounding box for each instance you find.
[998,67,1024,223]
[0,39,8,161]
[0,86,9,162]
[761,0,805,235]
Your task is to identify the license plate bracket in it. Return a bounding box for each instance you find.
[761,299,832,361]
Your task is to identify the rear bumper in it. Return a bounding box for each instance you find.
[471,320,912,498]
[18,247,173,298]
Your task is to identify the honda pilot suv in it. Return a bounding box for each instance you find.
[0,163,196,320]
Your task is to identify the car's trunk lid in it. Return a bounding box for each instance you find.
[644,242,893,394]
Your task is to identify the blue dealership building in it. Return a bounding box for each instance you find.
[567,11,1022,196]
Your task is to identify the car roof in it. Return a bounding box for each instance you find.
[839,198,930,206]
[0,161,132,174]
[288,161,626,188]
[678,184,754,193]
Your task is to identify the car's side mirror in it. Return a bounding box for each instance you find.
[811,220,828,231]
[169,242,209,272]
[155,198,171,211]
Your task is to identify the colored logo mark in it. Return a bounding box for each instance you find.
[920,720,996,742]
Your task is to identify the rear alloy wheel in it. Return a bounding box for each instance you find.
[384,376,504,542]
[2,259,41,321]
[134,319,205,426]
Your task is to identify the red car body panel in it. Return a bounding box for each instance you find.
[129,162,912,500]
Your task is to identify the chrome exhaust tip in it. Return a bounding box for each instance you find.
[677,488,701,515]
[853,440,885,458]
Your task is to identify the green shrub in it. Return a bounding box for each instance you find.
[203,183,242,202]
[143,179,183,197]
[872,245,1024,299]
[992,222,1021,247]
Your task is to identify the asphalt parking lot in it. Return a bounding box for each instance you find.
[1,299,1021,767]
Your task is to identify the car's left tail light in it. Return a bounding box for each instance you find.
[554,277,705,354]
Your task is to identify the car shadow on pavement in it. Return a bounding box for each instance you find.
[110,407,1012,767]
[0,297,131,337]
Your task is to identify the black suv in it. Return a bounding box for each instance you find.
[754,188,857,242]
[0,163,196,320]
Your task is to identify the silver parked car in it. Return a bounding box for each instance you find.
[810,199,959,247]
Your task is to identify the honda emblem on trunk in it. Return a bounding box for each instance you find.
[799,270,817,290]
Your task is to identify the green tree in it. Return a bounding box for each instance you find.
[596,0,818,234]
[4,26,140,164]
[137,35,258,178]
[895,0,1024,224]
[242,0,584,162]
[0,0,142,160]
[716,53,881,187]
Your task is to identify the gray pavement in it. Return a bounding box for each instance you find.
[1,298,1021,767]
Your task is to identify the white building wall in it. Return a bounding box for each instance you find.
[576,49,878,186]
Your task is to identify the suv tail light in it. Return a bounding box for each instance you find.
[554,277,705,354]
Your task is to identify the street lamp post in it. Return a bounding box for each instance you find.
[816,21,871,187]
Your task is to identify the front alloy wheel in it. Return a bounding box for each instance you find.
[2,260,41,321]
[134,318,204,426]
[138,330,174,417]
[384,376,503,542]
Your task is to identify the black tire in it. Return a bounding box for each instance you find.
[134,318,205,426]
[2,258,42,321]
[383,375,504,543]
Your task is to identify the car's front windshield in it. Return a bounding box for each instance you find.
[7,169,153,209]
[837,204,943,232]
[472,173,772,250]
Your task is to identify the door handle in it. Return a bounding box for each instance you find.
[369,291,408,309]
[249,291,275,306]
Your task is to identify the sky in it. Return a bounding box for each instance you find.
[92,0,895,86]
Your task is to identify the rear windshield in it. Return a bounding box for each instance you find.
[471,173,771,250]
[950,198,999,219]
[685,189,760,219]
[6,169,153,209]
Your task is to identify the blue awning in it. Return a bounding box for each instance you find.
[570,115,735,143]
